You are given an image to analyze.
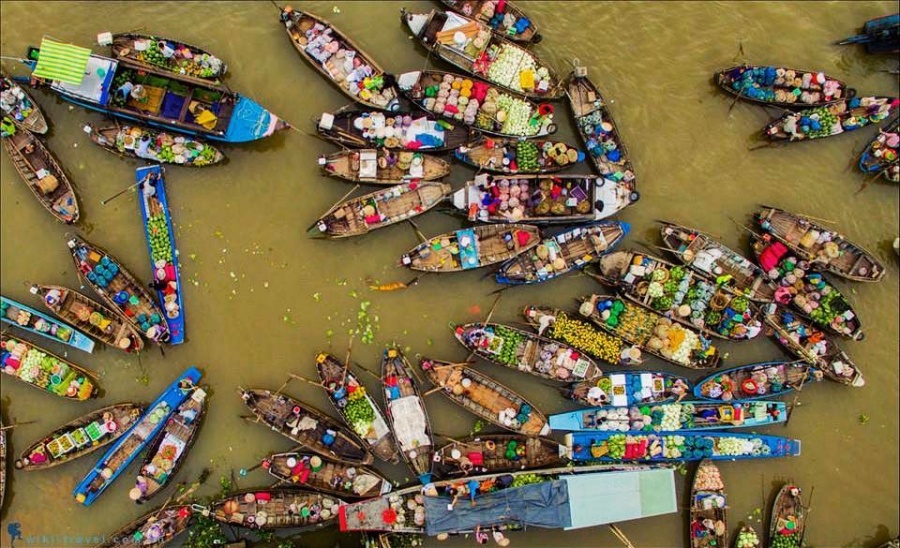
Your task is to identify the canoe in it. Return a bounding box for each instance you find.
[714,65,852,109]
[67,235,170,344]
[240,389,373,466]
[563,370,693,408]
[858,117,899,183]
[589,250,764,341]
[453,322,603,382]
[401,9,563,100]
[418,357,551,436]
[319,149,450,184]
[455,137,583,174]
[397,69,556,138]
[755,206,885,282]
[689,460,728,548]
[735,525,761,548]
[381,348,434,482]
[438,0,541,43]
[401,224,541,273]
[29,284,143,353]
[579,294,722,370]
[432,434,566,478]
[521,305,630,366]
[659,220,777,302]
[108,32,227,81]
[2,127,79,223]
[207,488,343,530]
[280,7,399,111]
[315,353,399,464]
[763,96,897,141]
[15,403,142,471]
[261,452,391,498]
[316,109,475,152]
[449,174,637,224]
[496,221,629,285]
[1,72,48,133]
[568,65,637,189]
[97,505,192,548]
[310,181,451,238]
[749,233,864,340]
[1,294,95,353]
[0,333,99,401]
[136,166,185,344]
[837,13,900,54]
[768,484,806,547]
[73,367,202,506]
[84,122,225,167]
[133,387,207,503]
[693,360,816,402]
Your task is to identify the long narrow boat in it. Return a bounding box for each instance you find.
[497,221,628,285]
[319,149,450,184]
[98,505,192,548]
[418,357,551,436]
[858,116,899,183]
[0,333,99,401]
[563,370,693,408]
[439,0,541,43]
[280,7,399,111]
[381,348,433,483]
[205,488,343,530]
[136,166,185,344]
[316,109,475,152]
[454,322,603,382]
[768,484,806,547]
[1,294,95,353]
[689,460,728,548]
[15,403,142,471]
[455,137,583,174]
[315,353,398,464]
[693,361,817,402]
[107,32,227,81]
[83,122,225,167]
[401,9,563,100]
[1,72,48,133]
[261,452,391,498]
[522,305,631,366]
[2,126,79,223]
[449,173,637,224]
[240,389,373,466]
[73,367,202,506]
[714,65,851,109]
[67,235,170,344]
[133,387,207,503]
[310,181,451,238]
[755,206,886,282]
[432,435,567,478]
[763,96,897,141]
[837,13,900,55]
[29,284,143,353]
[401,224,541,273]
[659,221,777,302]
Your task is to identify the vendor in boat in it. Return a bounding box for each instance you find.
[670,378,689,401]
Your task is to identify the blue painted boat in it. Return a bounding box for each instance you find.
[564,430,801,462]
[858,116,899,183]
[73,367,202,506]
[136,166,185,344]
[1,295,95,353]
[566,370,693,408]
[693,360,818,402]
[837,14,900,55]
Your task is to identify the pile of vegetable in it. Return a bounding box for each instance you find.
[487,325,526,366]
[510,473,548,488]
[793,106,840,138]
[343,386,376,438]
[771,531,802,548]
[114,128,222,166]
[544,312,622,364]
[604,434,627,459]
[1,337,94,399]
[146,212,173,263]
[514,140,539,171]
[135,39,223,78]
[735,528,760,548]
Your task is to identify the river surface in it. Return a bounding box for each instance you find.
[1,1,898,547]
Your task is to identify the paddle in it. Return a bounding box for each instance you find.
[287,373,328,390]
[422,385,449,397]
[339,336,355,387]
[0,420,36,431]
[243,445,306,474]
[99,177,145,205]
[608,523,636,548]
[406,218,428,244]
[797,485,815,548]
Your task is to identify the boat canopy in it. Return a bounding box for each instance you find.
[50,55,116,105]
[32,38,92,84]
[562,468,676,530]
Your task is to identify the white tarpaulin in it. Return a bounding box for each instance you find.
[389,396,429,452]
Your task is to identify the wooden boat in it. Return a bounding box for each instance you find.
[15,403,142,471]
[73,367,202,506]
[837,13,900,55]
[439,0,541,43]
[858,116,899,183]
[381,348,434,482]
[401,224,541,273]
[563,370,693,408]
[749,233,864,340]
[280,7,399,111]
[397,70,556,138]
[133,387,207,503]
[30,284,143,353]
[496,221,628,285]
[240,389,373,466]
[433,435,566,478]
[568,64,638,189]
[319,149,450,184]
[768,484,806,547]
[137,166,185,344]
[455,137,583,174]
[206,488,343,530]
[1,72,48,133]
[261,452,391,498]
[689,460,728,548]
[763,96,897,141]
[0,333,99,401]
[98,504,192,548]
[401,9,563,100]
[588,250,764,341]
[1,294,96,353]
[108,32,227,81]
[734,525,761,548]
[316,109,475,152]
[315,353,399,464]
[418,357,551,436]
[659,221,777,302]
[453,322,603,382]
[449,174,637,224]
[693,361,817,402]
[714,65,852,109]
[521,305,631,366]
[755,206,885,282]
[310,181,451,238]
[83,122,225,167]
[67,235,170,344]
[2,127,79,223]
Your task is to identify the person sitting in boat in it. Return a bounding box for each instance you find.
[586,385,608,406]
[115,80,134,102]
[0,116,15,138]
[135,134,154,160]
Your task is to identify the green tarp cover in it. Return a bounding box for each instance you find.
[33,38,91,84]
[563,468,676,530]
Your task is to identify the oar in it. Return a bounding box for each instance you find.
[758,204,837,225]
[407,218,428,244]
[728,81,749,113]
[433,432,464,445]
[727,216,759,237]
[797,485,815,548]
[321,184,361,218]
[608,524,636,548]
[243,445,306,473]
[288,373,328,390]
[100,178,145,205]
[422,385,448,397]
[339,336,355,387]
[0,420,36,431]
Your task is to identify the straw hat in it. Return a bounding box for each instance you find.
[553,258,566,270]
[536,245,550,260]
[362,205,376,217]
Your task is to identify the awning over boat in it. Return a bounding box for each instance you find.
[563,467,676,529]
[32,38,92,84]
[50,55,117,106]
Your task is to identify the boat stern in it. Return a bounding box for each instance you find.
[225,95,288,143]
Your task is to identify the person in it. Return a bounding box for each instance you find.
[447,486,461,510]
[150,277,168,291]
[158,40,175,59]
[115,80,134,102]
[468,478,480,507]
[475,526,489,545]
[671,378,689,401]
[586,385,607,406]
[135,134,153,159]
[491,527,510,547]
[745,320,762,339]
